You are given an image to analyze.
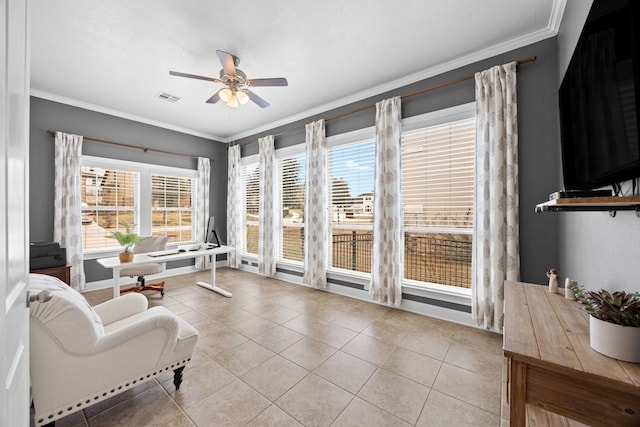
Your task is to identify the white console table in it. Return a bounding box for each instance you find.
[97,245,235,299]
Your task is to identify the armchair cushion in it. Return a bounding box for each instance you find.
[93,292,148,325]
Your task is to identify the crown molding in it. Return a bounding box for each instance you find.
[30,89,225,142]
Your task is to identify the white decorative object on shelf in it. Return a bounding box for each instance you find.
[546,268,558,293]
[564,278,576,300]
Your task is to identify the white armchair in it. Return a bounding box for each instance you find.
[28,273,198,426]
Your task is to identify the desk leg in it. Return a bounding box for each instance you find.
[509,359,527,427]
[112,268,121,300]
[196,254,232,298]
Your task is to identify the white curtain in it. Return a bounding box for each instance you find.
[258,135,276,276]
[303,120,328,289]
[195,157,210,270]
[472,62,520,332]
[53,132,86,291]
[370,97,403,307]
[227,144,242,268]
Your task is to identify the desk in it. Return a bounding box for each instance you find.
[504,281,640,426]
[97,245,235,300]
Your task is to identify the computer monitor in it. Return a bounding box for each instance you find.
[204,216,220,247]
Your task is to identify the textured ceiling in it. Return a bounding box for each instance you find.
[31,0,564,142]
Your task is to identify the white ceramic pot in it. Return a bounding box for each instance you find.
[589,315,640,363]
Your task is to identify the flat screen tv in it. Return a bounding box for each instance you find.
[559,0,640,191]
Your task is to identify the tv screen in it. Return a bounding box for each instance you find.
[559,0,640,191]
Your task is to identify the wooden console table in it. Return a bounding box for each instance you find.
[504,281,640,426]
[31,265,71,285]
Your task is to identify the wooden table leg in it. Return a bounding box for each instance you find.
[510,359,527,427]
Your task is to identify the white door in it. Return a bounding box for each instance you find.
[1,0,30,426]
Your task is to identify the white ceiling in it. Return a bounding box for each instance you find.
[31,0,565,142]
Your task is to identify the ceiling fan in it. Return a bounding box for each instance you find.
[169,50,288,109]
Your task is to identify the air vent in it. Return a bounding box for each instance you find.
[155,91,181,103]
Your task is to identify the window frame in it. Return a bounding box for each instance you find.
[400,102,476,297]
[81,155,198,259]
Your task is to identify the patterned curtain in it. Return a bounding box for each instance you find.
[258,135,276,276]
[195,157,210,270]
[370,97,403,307]
[226,144,242,268]
[472,62,520,332]
[303,120,328,289]
[53,132,86,290]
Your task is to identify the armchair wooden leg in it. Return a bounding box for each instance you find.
[173,366,185,390]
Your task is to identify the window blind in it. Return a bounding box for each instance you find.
[242,162,260,255]
[151,174,194,243]
[278,155,306,262]
[402,118,475,229]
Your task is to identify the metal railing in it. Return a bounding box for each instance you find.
[331,231,472,289]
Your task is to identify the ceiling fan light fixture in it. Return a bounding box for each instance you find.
[218,88,232,103]
[236,90,249,105]
[227,93,239,108]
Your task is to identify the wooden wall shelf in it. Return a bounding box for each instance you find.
[535,196,640,216]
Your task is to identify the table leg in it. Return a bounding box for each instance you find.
[509,359,527,427]
[196,254,232,297]
[112,268,120,300]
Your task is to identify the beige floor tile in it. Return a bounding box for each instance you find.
[280,337,337,370]
[399,331,451,361]
[331,311,375,332]
[229,315,278,338]
[252,325,305,353]
[361,320,409,346]
[159,352,235,409]
[314,350,377,394]
[196,327,248,359]
[341,333,396,366]
[383,347,442,387]
[246,404,303,426]
[332,397,411,427]
[304,321,358,349]
[358,368,430,425]
[185,379,270,427]
[444,342,503,377]
[417,389,500,427]
[81,380,157,419]
[87,384,188,427]
[453,326,503,354]
[212,339,275,376]
[432,363,502,416]
[242,354,309,401]
[259,306,302,324]
[276,374,354,427]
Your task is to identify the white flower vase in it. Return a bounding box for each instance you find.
[589,315,640,363]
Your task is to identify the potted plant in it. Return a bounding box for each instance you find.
[111,223,147,263]
[571,283,640,362]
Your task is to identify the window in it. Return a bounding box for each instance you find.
[402,108,475,289]
[151,174,194,241]
[327,139,375,274]
[278,152,306,263]
[242,160,260,256]
[80,156,197,254]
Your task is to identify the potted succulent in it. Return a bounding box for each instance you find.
[571,283,640,362]
[111,223,147,263]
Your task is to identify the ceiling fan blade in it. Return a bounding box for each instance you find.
[169,71,221,83]
[205,91,221,104]
[216,50,237,77]
[247,90,270,108]
[247,77,288,87]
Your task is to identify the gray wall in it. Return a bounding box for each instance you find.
[556,1,640,294]
[29,97,227,282]
[237,38,561,285]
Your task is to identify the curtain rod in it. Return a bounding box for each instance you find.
[46,130,215,162]
[239,55,537,146]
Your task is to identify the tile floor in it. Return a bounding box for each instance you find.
[41,268,507,427]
